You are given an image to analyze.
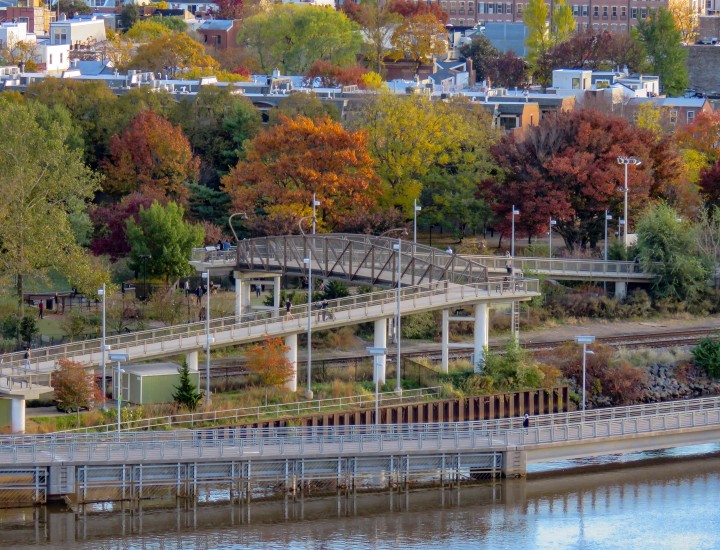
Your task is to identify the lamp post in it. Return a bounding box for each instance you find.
[139,254,151,301]
[298,215,316,399]
[367,347,387,431]
[202,270,212,407]
[604,211,612,293]
[379,228,407,394]
[311,194,320,235]
[574,336,595,412]
[98,284,106,410]
[108,352,128,433]
[617,156,641,250]
[511,206,520,258]
[413,199,422,244]
[303,256,314,399]
[548,218,556,258]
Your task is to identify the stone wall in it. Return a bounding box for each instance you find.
[686,45,720,95]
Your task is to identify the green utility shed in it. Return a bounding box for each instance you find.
[113,362,199,405]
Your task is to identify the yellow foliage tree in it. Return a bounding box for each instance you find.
[668,0,699,43]
[129,32,218,77]
[390,13,447,75]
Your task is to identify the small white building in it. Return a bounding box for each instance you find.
[36,41,70,71]
[0,20,29,49]
[50,16,106,48]
[551,69,593,92]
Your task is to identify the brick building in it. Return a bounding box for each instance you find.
[438,0,671,32]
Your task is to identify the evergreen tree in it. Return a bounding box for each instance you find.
[173,359,202,410]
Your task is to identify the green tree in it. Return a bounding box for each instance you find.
[173,359,202,410]
[0,99,103,317]
[52,0,92,16]
[524,0,549,70]
[633,7,688,96]
[126,201,205,284]
[552,0,575,46]
[120,4,140,29]
[268,92,340,125]
[636,203,710,301]
[240,4,362,74]
[459,34,499,83]
[356,0,402,74]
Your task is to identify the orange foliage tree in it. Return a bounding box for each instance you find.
[245,337,295,400]
[52,359,103,420]
[103,110,199,201]
[222,115,381,235]
[304,60,367,88]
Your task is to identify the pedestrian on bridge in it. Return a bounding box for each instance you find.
[523,413,530,430]
[505,251,513,275]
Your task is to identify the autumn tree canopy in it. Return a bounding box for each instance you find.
[222,115,381,235]
[390,13,448,74]
[129,32,219,76]
[484,109,684,250]
[103,110,199,200]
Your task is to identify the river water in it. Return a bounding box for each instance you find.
[2,445,720,550]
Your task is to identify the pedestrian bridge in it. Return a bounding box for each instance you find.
[0,396,718,505]
[0,234,539,414]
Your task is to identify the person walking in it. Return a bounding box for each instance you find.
[23,347,30,369]
[505,251,513,275]
[184,279,190,297]
[321,299,328,321]
[522,412,530,429]
[285,298,293,319]
[38,301,44,319]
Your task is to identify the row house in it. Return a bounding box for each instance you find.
[435,0,670,32]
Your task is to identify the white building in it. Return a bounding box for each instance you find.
[0,21,30,49]
[50,16,106,48]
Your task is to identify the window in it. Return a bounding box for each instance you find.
[631,7,637,18]
[593,23,599,30]
[478,2,485,13]
[49,54,53,64]
[593,6,599,16]
[596,79,610,89]
[572,5,580,15]
[53,28,67,44]
[621,6,626,17]
[640,7,647,17]
[487,2,494,13]
[468,1,474,12]
[516,3,522,15]
[602,6,608,16]
[506,2,512,12]
[687,110,696,123]
[602,22,608,29]
[203,34,208,43]
[670,110,678,124]
[620,24,627,31]
[214,35,221,45]
[572,77,580,89]
[496,3,503,13]
[611,6,617,16]
[611,23,616,31]
[582,5,588,15]
[60,53,63,63]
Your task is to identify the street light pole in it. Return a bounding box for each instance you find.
[604,211,612,293]
[202,270,212,407]
[108,352,128,433]
[413,199,422,244]
[617,156,642,250]
[98,284,106,410]
[511,206,519,258]
[393,238,402,393]
[548,218,556,258]
[574,336,595,412]
[311,194,320,235]
[304,256,313,399]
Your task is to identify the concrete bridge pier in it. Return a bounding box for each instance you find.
[285,333,298,392]
[474,303,489,372]
[234,274,252,320]
[615,281,627,300]
[373,318,388,384]
[186,350,198,372]
[501,449,527,478]
[10,398,25,433]
[234,271,283,320]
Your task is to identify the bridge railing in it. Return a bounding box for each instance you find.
[468,255,646,277]
[55,387,443,435]
[4,394,720,446]
[2,402,720,465]
[0,277,538,372]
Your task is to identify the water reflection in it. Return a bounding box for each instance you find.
[3,449,720,549]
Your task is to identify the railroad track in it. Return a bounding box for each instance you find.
[208,327,720,376]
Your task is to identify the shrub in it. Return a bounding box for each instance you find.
[402,312,438,340]
[692,337,720,378]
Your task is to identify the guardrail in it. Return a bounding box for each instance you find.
[4,394,720,446]
[57,387,443,434]
[468,255,649,278]
[2,404,720,466]
[0,278,538,373]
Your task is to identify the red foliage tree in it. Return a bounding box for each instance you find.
[486,50,527,89]
[103,110,199,201]
[208,0,243,20]
[90,189,169,261]
[484,109,682,250]
[221,115,381,235]
[675,111,720,165]
[389,0,449,23]
[304,60,367,88]
[699,161,720,207]
[53,359,103,419]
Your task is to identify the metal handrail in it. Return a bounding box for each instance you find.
[0,277,538,374]
[57,387,443,434]
[4,394,720,446]
[2,403,720,465]
[468,255,650,277]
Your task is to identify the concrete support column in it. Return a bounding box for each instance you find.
[241,280,251,317]
[186,350,198,372]
[284,333,298,392]
[474,303,489,373]
[501,449,527,478]
[11,398,25,433]
[234,275,242,320]
[374,318,387,384]
[615,281,627,301]
[274,275,282,317]
[441,309,449,373]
